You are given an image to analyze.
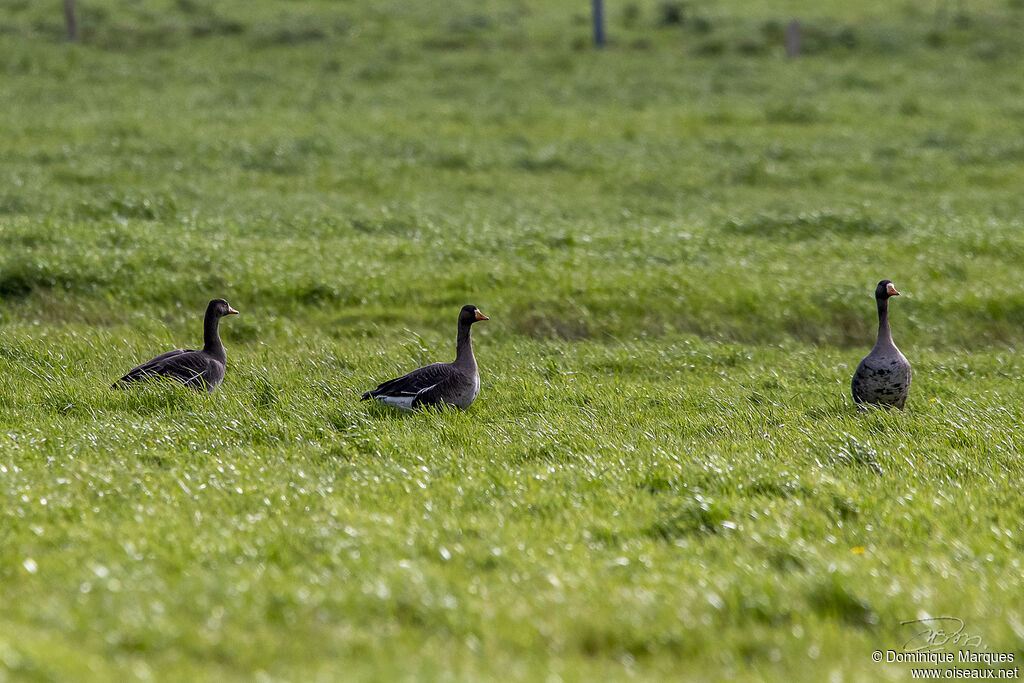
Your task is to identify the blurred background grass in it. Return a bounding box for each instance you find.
[0,1,1022,348]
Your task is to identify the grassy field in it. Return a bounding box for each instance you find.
[2,0,1024,680]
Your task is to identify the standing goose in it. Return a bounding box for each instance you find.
[113,299,239,392]
[361,304,488,411]
[851,281,911,410]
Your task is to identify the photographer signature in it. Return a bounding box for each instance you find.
[901,617,986,652]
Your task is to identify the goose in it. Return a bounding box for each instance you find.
[851,281,911,410]
[361,304,488,410]
[113,299,238,392]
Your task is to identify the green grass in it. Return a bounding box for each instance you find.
[2,0,1024,680]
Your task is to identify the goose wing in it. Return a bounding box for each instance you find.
[116,349,220,389]
[362,363,455,401]
[410,371,474,409]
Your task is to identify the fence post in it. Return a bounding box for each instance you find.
[592,0,605,48]
[785,20,801,58]
[64,0,79,42]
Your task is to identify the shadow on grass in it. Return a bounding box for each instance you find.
[107,378,215,415]
[357,399,421,421]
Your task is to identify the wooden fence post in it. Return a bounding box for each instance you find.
[64,0,79,42]
[592,0,605,48]
[785,20,801,58]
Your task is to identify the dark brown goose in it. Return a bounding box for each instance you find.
[851,281,911,410]
[361,305,488,410]
[113,299,238,392]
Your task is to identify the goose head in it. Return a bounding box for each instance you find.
[459,304,488,326]
[208,299,240,318]
[875,281,900,299]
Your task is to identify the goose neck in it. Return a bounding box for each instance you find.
[875,296,894,349]
[203,311,226,360]
[454,322,476,369]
